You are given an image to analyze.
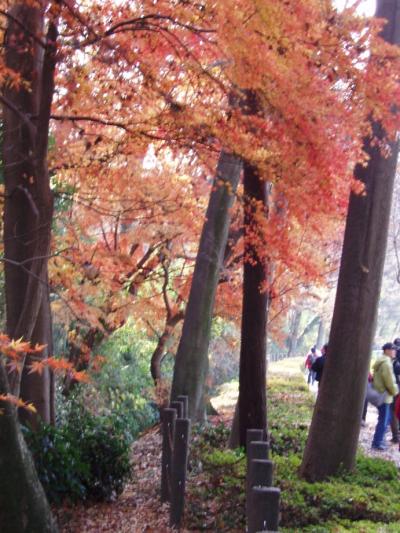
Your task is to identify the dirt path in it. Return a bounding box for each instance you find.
[307,377,400,467]
[358,403,400,467]
[57,426,174,532]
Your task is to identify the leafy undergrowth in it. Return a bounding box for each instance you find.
[184,374,400,532]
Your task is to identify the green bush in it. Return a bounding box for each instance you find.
[67,407,131,501]
[35,322,158,504]
[22,422,88,503]
[24,406,131,503]
[84,322,159,438]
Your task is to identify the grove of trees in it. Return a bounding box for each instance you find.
[0,0,399,530]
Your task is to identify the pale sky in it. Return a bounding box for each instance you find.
[334,0,376,16]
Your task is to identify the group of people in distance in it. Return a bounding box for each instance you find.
[304,344,328,386]
[368,340,400,451]
[305,340,400,452]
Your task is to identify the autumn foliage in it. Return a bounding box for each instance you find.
[0,0,399,393]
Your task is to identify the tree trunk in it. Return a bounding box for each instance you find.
[300,0,400,481]
[19,295,52,427]
[170,151,242,419]
[287,309,302,358]
[3,3,58,424]
[0,3,59,529]
[151,312,184,385]
[0,358,58,532]
[295,314,321,355]
[316,318,325,349]
[237,162,269,448]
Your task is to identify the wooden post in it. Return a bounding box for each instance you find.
[170,418,191,528]
[170,400,184,419]
[248,486,280,533]
[248,441,269,460]
[177,395,189,418]
[161,407,177,502]
[246,459,274,522]
[247,441,269,491]
[246,429,264,453]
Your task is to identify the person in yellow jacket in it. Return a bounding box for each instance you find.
[371,342,398,450]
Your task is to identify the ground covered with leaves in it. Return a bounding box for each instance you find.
[56,359,400,532]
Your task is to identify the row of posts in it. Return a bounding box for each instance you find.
[161,402,280,531]
[161,395,190,529]
[246,429,280,533]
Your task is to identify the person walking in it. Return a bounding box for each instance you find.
[305,347,317,385]
[371,342,398,451]
[312,343,328,387]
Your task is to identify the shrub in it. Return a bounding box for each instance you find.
[83,322,159,438]
[269,423,308,455]
[24,406,131,503]
[274,453,400,529]
[22,422,88,503]
[67,408,131,501]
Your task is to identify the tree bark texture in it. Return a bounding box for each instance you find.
[238,162,269,448]
[300,0,400,481]
[0,359,58,532]
[151,311,184,385]
[3,2,58,424]
[170,151,242,419]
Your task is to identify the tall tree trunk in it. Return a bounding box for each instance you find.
[237,162,269,448]
[0,3,59,529]
[3,2,58,425]
[170,151,242,419]
[0,359,58,532]
[300,0,400,481]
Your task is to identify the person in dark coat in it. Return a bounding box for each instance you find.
[390,338,400,442]
[312,343,328,386]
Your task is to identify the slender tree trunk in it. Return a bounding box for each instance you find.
[295,314,321,354]
[151,312,184,385]
[287,309,302,358]
[237,162,269,448]
[300,0,400,481]
[171,151,242,419]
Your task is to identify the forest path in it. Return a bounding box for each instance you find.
[57,425,174,532]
